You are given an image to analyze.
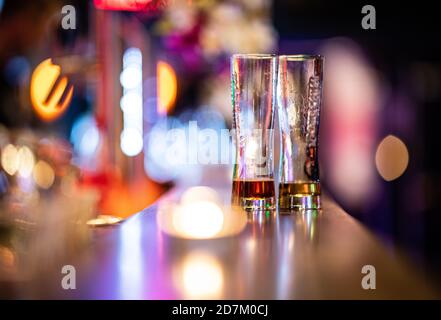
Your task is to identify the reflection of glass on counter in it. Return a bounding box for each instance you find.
[245,210,279,239]
[295,209,320,243]
[277,55,324,211]
[231,54,277,211]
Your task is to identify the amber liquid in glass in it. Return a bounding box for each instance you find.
[232,179,276,210]
[278,182,321,210]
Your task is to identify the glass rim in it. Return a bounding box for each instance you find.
[231,53,277,60]
[278,54,323,61]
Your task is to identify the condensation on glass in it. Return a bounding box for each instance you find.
[277,55,324,211]
[231,54,277,211]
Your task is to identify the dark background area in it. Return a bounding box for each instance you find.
[274,0,441,280]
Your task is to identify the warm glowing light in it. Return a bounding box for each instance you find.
[94,0,152,11]
[173,201,224,239]
[17,146,35,178]
[181,186,221,205]
[30,59,73,122]
[33,160,55,189]
[0,246,15,269]
[157,203,248,239]
[157,186,247,239]
[98,178,163,218]
[86,215,123,226]
[157,61,177,115]
[375,135,409,181]
[181,252,223,299]
[1,144,18,175]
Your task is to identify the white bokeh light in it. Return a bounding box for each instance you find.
[120,66,142,89]
[120,128,143,157]
[120,47,143,157]
[172,201,224,239]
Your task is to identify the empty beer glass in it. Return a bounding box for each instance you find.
[231,54,277,210]
[277,55,324,211]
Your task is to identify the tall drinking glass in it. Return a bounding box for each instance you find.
[277,55,324,211]
[231,54,277,210]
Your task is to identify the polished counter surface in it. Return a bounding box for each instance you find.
[40,184,438,300]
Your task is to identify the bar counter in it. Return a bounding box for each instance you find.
[33,180,438,300]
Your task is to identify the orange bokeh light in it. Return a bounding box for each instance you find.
[30,58,74,122]
[79,168,168,219]
[375,135,409,181]
[157,61,177,115]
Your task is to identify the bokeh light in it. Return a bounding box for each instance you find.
[1,144,18,175]
[120,92,143,113]
[86,215,123,226]
[172,201,224,239]
[375,135,409,181]
[120,48,143,157]
[120,128,144,157]
[180,186,221,205]
[120,65,142,89]
[0,246,15,270]
[71,113,101,158]
[144,117,187,182]
[33,160,55,189]
[157,61,177,115]
[180,251,223,299]
[157,186,247,239]
[321,39,381,206]
[30,59,74,122]
[17,146,35,178]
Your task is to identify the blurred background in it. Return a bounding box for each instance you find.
[0,0,440,289]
